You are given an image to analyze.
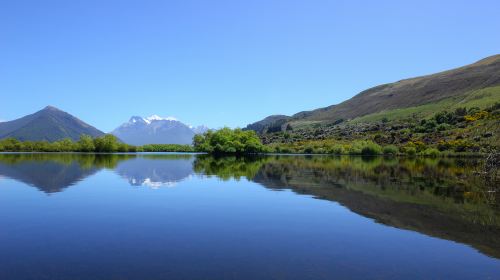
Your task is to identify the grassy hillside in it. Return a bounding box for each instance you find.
[351,86,500,124]
[246,55,500,154]
[293,54,500,124]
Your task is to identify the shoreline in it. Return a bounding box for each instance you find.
[0,151,490,158]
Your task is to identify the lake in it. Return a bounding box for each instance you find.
[0,153,499,280]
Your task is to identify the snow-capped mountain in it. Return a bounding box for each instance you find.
[111,115,208,145]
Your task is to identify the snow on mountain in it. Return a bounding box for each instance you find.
[111,115,208,145]
[143,115,178,124]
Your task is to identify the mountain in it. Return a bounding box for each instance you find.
[248,54,500,131]
[0,106,105,142]
[245,115,290,134]
[191,125,209,135]
[112,115,207,145]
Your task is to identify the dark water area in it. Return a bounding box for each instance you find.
[0,153,499,280]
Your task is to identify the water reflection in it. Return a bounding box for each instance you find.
[0,153,114,193]
[115,154,194,188]
[0,153,498,259]
[195,155,500,258]
[0,153,196,192]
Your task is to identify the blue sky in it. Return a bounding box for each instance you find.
[1,0,499,132]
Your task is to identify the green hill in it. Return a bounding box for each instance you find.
[247,54,500,131]
[0,106,104,142]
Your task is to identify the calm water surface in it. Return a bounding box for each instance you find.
[0,153,499,280]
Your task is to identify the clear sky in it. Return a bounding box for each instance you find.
[1,0,499,132]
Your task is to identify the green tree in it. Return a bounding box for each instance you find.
[93,134,120,152]
[78,135,96,152]
[193,128,265,154]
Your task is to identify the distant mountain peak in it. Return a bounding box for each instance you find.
[112,115,208,145]
[43,105,61,111]
[0,106,104,142]
[129,116,147,124]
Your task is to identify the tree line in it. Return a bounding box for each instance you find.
[0,128,265,154]
[0,135,196,153]
[193,127,266,154]
[0,135,136,152]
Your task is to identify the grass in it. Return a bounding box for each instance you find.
[350,86,500,124]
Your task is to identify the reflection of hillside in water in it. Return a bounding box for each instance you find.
[114,155,195,188]
[0,154,128,193]
[194,155,500,259]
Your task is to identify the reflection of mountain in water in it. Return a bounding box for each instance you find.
[0,154,100,193]
[115,155,194,188]
[194,155,500,259]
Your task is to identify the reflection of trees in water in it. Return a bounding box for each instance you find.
[195,155,496,209]
[0,153,135,170]
[193,155,271,181]
[194,155,500,259]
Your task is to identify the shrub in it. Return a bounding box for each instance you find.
[383,145,399,155]
[437,140,450,151]
[414,126,426,133]
[448,139,473,152]
[407,141,426,152]
[328,144,345,155]
[315,147,326,154]
[464,111,489,122]
[422,148,440,157]
[361,141,382,155]
[140,144,194,152]
[373,134,384,143]
[434,111,456,125]
[423,119,437,132]
[303,146,314,154]
[347,142,362,155]
[348,141,382,155]
[436,123,451,131]
[405,146,417,156]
